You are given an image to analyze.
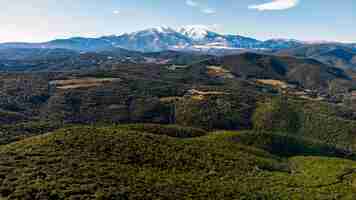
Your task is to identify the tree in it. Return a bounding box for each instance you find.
[252,96,301,133]
[175,96,242,130]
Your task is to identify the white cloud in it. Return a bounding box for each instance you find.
[248,0,300,11]
[185,0,217,15]
[113,10,120,15]
[201,8,216,14]
[186,0,198,7]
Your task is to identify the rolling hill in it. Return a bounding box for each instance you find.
[0,125,355,199]
[202,52,353,90]
[277,44,356,70]
[0,44,355,199]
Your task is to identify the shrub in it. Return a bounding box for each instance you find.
[299,110,356,152]
[236,131,353,158]
[252,96,301,133]
[116,123,207,138]
[0,121,64,145]
[175,96,248,130]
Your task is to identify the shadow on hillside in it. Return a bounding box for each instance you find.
[230,131,356,160]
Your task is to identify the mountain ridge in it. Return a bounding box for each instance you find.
[1,26,354,53]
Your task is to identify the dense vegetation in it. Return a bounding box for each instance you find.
[252,96,356,154]
[0,49,355,199]
[252,96,301,133]
[0,125,356,199]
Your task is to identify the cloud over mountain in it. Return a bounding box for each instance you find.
[248,0,300,11]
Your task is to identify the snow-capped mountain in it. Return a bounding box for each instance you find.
[177,25,214,41]
[175,25,266,50]
[0,26,313,53]
[103,27,192,52]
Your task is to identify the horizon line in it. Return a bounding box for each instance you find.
[0,26,355,44]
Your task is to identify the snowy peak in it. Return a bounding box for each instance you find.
[113,26,193,52]
[147,26,177,34]
[131,26,178,37]
[177,25,216,40]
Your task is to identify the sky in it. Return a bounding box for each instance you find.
[0,0,355,43]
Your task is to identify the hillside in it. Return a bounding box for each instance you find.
[2,2,356,199]
[0,48,355,200]
[204,52,353,90]
[0,50,355,125]
[0,48,212,72]
[277,44,356,70]
[0,125,356,199]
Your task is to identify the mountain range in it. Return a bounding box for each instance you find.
[2,26,356,199]
[1,26,355,53]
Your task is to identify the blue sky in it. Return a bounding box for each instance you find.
[0,0,355,43]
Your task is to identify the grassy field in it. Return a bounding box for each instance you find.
[0,124,355,199]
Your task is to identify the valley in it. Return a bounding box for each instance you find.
[0,27,355,200]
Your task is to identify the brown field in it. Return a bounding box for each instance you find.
[188,89,229,101]
[49,78,121,89]
[256,79,290,89]
[188,89,229,96]
[206,66,235,78]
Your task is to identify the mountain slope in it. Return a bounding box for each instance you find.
[0,125,356,199]
[204,52,352,89]
[105,27,193,52]
[263,39,303,50]
[0,48,78,61]
[277,44,356,69]
[177,25,213,41]
[0,47,147,71]
[0,37,113,52]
